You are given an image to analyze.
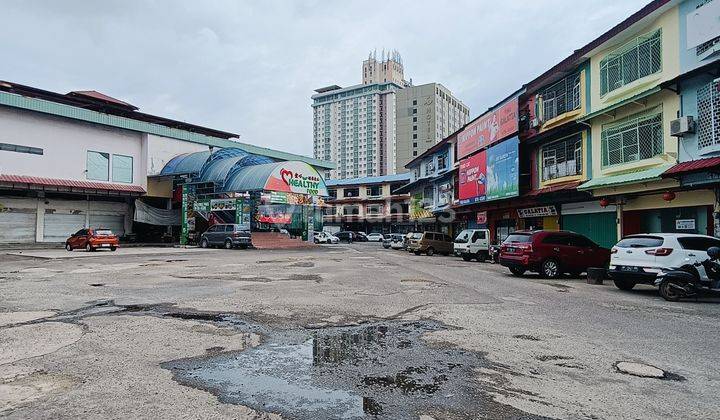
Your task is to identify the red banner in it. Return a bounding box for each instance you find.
[457,98,518,159]
[458,151,486,204]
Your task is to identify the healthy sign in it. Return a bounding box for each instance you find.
[264,161,329,197]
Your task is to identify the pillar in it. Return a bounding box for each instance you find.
[714,188,720,238]
[35,195,45,243]
[616,201,624,241]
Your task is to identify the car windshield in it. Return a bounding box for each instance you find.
[408,233,422,239]
[504,234,532,243]
[616,236,664,248]
[95,230,113,236]
[455,230,471,243]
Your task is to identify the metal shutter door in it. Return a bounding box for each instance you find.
[561,212,617,249]
[43,214,85,242]
[89,214,125,237]
[0,212,36,243]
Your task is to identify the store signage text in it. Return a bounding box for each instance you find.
[457,98,518,159]
[517,205,558,218]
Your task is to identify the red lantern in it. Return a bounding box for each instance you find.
[662,191,676,202]
[599,198,610,208]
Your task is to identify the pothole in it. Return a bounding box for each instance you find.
[162,320,541,419]
[513,334,542,341]
[614,361,685,381]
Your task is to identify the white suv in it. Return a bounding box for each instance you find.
[607,233,720,290]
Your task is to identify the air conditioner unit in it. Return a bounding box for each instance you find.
[670,116,695,137]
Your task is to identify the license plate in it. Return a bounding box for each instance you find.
[101,244,110,247]
[619,265,638,272]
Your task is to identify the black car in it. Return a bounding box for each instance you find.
[335,231,355,243]
[199,224,252,249]
[353,232,369,242]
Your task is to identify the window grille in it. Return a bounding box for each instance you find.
[541,134,583,181]
[600,29,662,96]
[697,80,720,151]
[696,0,720,55]
[540,73,581,121]
[601,108,663,167]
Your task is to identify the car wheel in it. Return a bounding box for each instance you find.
[476,251,488,262]
[462,255,472,261]
[85,243,94,252]
[224,239,233,250]
[613,279,636,291]
[541,259,561,278]
[110,246,117,251]
[426,247,435,256]
[326,239,331,244]
[200,238,209,249]
[65,243,73,251]
[509,267,526,277]
[659,278,687,302]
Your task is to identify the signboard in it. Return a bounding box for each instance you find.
[256,205,292,224]
[264,161,329,197]
[437,182,453,207]
[476,211,487,225]
[210,198,236,211]
[486,137,519,201]
[676,219,696,230]
[518,206,558,218]
[457,98,518,159]
[458,151,487,205]
[193,200,210,213]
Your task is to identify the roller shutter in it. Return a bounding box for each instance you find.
[0,211,36,243]
[89,214,125,237]
[43,213,85,243]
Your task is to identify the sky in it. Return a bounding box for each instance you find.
[0,0,649,158]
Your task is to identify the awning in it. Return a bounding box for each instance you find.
[0,174,146,195]
[525,181,583,196]
[221,160,329,197]
[579,86,661,122]
[577,164,673,190]
[661,156,720,177]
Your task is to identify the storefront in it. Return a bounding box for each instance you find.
[621,190,715,237]
[516,205,560,232]
[560,201,617,248]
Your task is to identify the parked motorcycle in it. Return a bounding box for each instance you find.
[655,246,720,302]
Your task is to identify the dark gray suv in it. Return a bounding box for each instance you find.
[199,224,252,249]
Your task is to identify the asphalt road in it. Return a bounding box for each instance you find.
[1,243,718,419]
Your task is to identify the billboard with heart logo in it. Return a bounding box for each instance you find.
[263,161,329,197]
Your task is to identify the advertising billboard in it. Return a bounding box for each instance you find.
[486,137,519,201]
[458,137,519,204]
[457,98,518,159]
[458,151,486,205]
[264,161,329,197]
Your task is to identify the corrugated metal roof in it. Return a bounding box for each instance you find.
[525,181,583,196]
[160,151,211,176]
[0,174,146,193]
[578,164,673,190]
[67,90,138,110]
[579,86,661,122]
[325,173,412,187]
[661,156,720,177]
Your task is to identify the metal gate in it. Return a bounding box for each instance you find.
[561,212,617,249]
[0,211,36,243]
[89,214,125,237]
[43,213,85,243]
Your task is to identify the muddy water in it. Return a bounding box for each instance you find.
[163,321,539,419]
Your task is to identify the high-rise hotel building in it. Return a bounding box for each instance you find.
[313,51,468,179]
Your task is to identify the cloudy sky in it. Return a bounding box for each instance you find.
[1,0,648,158]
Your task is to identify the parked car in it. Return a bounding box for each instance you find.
[607,233,720,291]
[353,232,369,242]
[454,229,491,261]
[314,231,339,244]
[199,224,252,249]
[389,233,406,249]
[404,232,422,250]
[65,228,119,252]
[366,232,384,242]
[407,231,454,256]
[499,230,610,278]
[335,231,355,243]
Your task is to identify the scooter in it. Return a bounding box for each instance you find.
[655,246,720,302]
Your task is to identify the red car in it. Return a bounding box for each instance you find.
[65,228,119,252]
[499,230,610,278]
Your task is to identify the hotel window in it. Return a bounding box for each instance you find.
[112,155,133,183]
[412,108,417,114]
[601,107,663,167]
[600,29,662,96]
[87,151,109,181]
[697,79,720,152]
[541,134,582,181]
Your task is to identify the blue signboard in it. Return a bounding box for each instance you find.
[486,137,519,201]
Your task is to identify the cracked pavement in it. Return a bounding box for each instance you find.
[1,243,719,419]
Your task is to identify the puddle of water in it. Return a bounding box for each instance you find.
[163,321,535,419]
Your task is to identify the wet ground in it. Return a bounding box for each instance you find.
[2,244,720,419]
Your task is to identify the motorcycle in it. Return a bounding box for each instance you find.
[655,246,720,302]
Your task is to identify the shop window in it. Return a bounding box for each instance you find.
[542,134,582,181]
[601,108,663,167]
[112,155,133,183]
[600,29,662,96]
[697,80,720,153]
[366,185,382,196]
[87,151,109,181]
[344,188,360,198]
[540,72,581,121]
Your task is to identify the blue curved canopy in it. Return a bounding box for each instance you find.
[159,151,211,176]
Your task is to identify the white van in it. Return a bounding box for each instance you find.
[454,229,491,261]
